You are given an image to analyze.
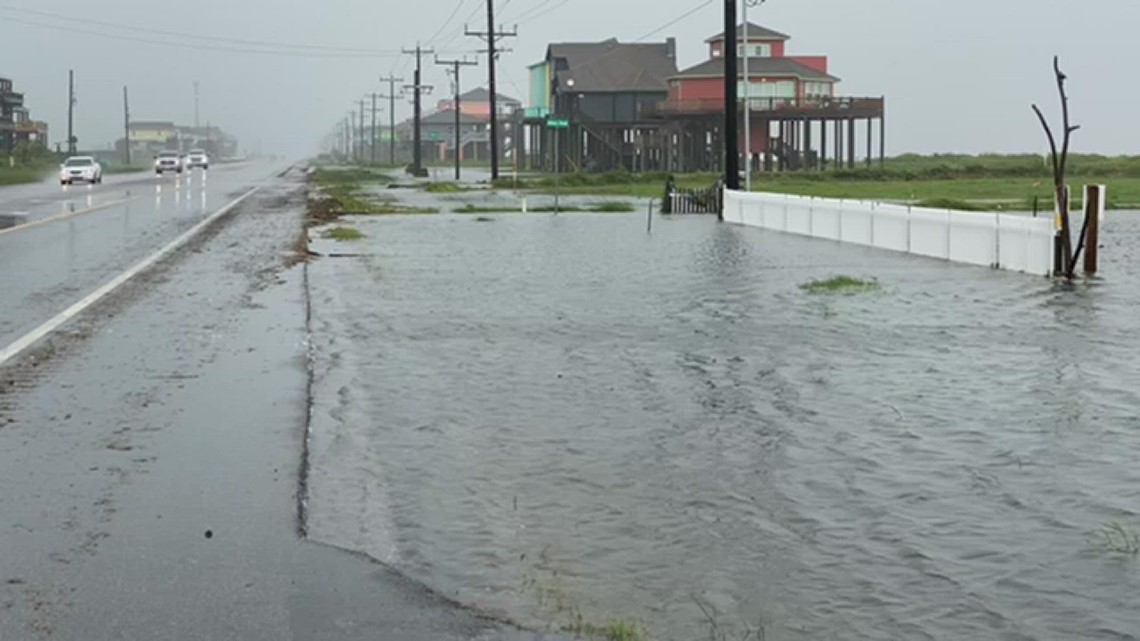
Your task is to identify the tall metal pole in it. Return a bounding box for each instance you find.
[123,86,131,166]
[402,45,434,174]
[742,2,751,190]
[724,0,740,190]
[67,70,76,155]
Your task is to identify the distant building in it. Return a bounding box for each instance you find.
[0,76,49,153]
[117,121,238,160]
[397,109,495,163]
[436,87,521,119]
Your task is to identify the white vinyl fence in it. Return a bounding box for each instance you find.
[723,190,1056,276]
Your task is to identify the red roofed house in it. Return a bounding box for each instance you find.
[651,22,885,172]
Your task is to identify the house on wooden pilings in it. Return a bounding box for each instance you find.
[517,22,886,175]
[517,38,678,173]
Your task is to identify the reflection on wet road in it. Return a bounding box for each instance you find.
[0,163,270,349]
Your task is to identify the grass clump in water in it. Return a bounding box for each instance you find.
[423,181,470,193]
[589,200,637,213]
[324,226,364,241]
[1093,522,1140,556]
[800,275,880,295]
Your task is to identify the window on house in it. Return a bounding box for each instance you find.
[736,43,772,57]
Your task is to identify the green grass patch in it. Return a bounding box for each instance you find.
[0,164,51,186]
[323,226,365,241]
[589,200,638,212]
[312,166,396,186]
[423,181,471,193]
[800,276,880,295]
[454,204,521,214]
[912,197,987,211]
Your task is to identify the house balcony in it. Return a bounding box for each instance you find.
[644,96,885,120]
[1,92,23,106]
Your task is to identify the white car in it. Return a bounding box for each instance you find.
[186,149,210,170]
[60,156,103,185]
[154,151,184,175]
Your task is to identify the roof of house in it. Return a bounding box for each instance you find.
[672,56,839,82]
[418,109,489,126]
[454,87,520,105]
[706,22,790,43]
[546,39,677,93]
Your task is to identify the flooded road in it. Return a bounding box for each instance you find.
[306,210,1140,640]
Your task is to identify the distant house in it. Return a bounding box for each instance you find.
[398,109,493,162]
[118,121,238,161]
[521,38,678,171]
[436,87,520,119]
[1,76,48,153]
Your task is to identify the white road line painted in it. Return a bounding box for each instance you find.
[0,197,140,237]
[0,183,266,367]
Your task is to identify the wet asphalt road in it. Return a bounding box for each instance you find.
[0,162,282,349]
[0,168,558,640]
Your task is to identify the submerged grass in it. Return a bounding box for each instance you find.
[423,181,471,193]
[323,226,364,241]
[800,276,881,295]
[1093,522,1140,556]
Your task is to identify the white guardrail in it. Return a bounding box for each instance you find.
[722,190,1057,276]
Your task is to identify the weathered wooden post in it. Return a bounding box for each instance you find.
[1079,184,1105,275]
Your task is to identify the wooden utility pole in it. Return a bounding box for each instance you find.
[402,45,435,176]
[123,86,131,166]
[370,93,380,164]
[465,3,517,181]
[378,75,404,166]
[67,70,76,155]
[436,56,478,181]
[723,0,739,192]
[358,100,366,162]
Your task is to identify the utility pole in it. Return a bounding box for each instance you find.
[466,3,517,181]
[370,93,380,164]
[358,100,367,162]
[436,56,478,181]
[378,75,404,166]
[67,70,76,155]
[724,0,740,191]
[401,44,434,176]
[123,86,131,166]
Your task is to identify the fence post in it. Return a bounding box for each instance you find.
[1084,184,1102,275]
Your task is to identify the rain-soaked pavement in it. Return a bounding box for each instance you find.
[0,167,562,640]
[303,186,1140,641]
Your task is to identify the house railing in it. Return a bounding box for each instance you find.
[644,96,885,118]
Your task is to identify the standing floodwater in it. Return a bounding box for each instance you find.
[305,211,1140,640]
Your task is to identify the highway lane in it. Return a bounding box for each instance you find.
[0,161,287,351]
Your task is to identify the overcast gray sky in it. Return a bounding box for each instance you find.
[2,0,1137,158]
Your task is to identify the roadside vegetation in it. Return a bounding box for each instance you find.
[0,142,57,185]
[310,166,438,215]
[497,154,1140,210]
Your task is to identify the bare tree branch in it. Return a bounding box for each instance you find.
[1032,104,1060,182]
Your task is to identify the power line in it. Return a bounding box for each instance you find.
[0,5,400,54]
[0,15,404,58]
[426,0,471,46]
[515,0,571,25]
[503,0,560,24]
